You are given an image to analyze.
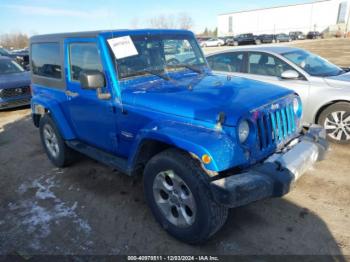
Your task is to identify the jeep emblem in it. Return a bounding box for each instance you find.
[271,103,280,110]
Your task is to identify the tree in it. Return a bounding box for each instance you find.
[213,27,218,37]
[203,27,209,36]
[149,14,175,29]
[148,12,194,30]
[0,32,29,49]
[177,13,194,30]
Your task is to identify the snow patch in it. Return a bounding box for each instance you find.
[12,174,92,245]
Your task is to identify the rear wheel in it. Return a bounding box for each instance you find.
[318,102,350,144]
[143,149,228,244]
[39,114,76,167]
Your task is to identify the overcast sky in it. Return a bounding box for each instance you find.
[0,0,313,35]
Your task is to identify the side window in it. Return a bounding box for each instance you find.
[207,53,244,73]
[69,43,103,81]
[248,52,294,77]
[31,43,61,79]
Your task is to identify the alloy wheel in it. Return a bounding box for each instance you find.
[324,111,350,142]
[43,124,60,158]
[152,170,196,228]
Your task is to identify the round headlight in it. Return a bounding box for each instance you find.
[293,97,302,117]
[238,120,250,143]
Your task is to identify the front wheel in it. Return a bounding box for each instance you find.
[318,102,350,144]
[143,149,228,244]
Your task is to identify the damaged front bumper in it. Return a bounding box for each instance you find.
[210,125,329,208]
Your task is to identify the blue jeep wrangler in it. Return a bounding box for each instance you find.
[30,29,328,243]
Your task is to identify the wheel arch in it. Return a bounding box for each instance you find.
[31,98,76,140]
[314,100,350,124]
[127,121,244,174]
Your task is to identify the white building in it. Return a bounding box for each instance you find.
[218,0,350,36]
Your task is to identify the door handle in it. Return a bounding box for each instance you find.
[65,90,79,97]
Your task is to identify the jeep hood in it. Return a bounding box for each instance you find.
[0,71,31,89]
[121,73,293,126]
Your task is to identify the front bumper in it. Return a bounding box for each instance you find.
[0,96,31,110]
[210,125,328,208]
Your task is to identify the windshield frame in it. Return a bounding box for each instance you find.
[282,49,344,77]
[109,33,208,81]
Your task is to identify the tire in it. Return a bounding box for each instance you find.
[39,114,76,167]
[143,149,228,244]
[318,102,350,144]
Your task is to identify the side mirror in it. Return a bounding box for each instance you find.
[281,70,299,80]
[79,70,105,89]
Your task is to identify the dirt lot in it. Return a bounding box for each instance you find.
[0,39,349,256]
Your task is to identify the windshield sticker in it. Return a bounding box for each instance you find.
[107,36,138,59]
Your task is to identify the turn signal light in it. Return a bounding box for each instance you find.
[201,154,212,164]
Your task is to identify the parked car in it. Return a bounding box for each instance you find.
[0,56,31,109]
[11,49,30,70]
[207,46,350,143]
[274,33,291,43]
[227,33,257,46]
[200,38,225,47]
[0,47,30,70]
[255,34,275,44]
[30,29,327,244]
[196,36,211,44]
[307,31,322,39]
[289,31,306,40]
[218,36,232,46]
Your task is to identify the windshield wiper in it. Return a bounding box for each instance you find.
[166,64,203,74]
[142,69,170,81]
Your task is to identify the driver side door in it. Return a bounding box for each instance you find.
[64,38,118,153]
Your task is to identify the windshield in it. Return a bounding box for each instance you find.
[0,48,11,56]
[282,49,343,77]
[111,34,207,80]
[0,59,24,74]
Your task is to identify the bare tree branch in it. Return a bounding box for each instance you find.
[0,32,29,49]
[148,12,194,30]
[177,13,194,30]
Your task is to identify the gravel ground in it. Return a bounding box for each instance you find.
[0,38,349,256]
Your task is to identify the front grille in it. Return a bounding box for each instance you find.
[0,98,31,109]
[256,103,297,150]
[0,86,30,98]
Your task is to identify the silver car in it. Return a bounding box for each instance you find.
[206,46,350,144]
